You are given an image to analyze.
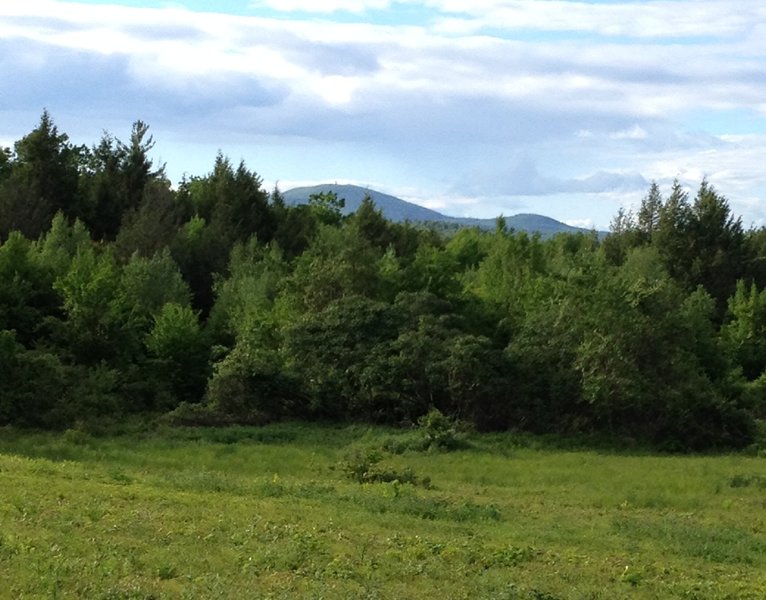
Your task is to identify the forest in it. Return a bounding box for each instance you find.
[1,111,765,451]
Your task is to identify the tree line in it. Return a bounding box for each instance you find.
[1,112,765,450]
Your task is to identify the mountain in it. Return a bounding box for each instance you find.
[283,184,451,223]
[282,184,601,238]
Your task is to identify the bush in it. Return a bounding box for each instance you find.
[340,446,429,487]
[417,408,467,452]
[163,401,268,427]
[379,409,469,455]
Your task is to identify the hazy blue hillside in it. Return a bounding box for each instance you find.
[283,184,447,223]
[282,184,601,237]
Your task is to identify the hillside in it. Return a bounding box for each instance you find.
[282,184,600,237]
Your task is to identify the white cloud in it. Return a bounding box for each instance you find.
[314,75,362,105]
[455,155,648,198]
[428,0,765,39]
[251,0,391,12]
[3,1,764,122]
[565,218,594,229]
[248,0,766,41]
[0,0,765,229]
[647,134,766,195]
[611,125,648,140]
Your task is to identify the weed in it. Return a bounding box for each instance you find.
[485,544,537,568]
[729,473,766,489]
[340,446,427,487]
[107,468,132,485]
[418,408,467,451]
[381,409,470,454]
[613,514,766,564]
[157,565,178,580]
[62,428,93,446]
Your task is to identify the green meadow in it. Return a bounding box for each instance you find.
[2,423,766,599]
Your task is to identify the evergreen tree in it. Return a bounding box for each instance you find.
[637,181,663,238]
[0,111,83,239]
[687,179,747,308]
[653,179,693,283]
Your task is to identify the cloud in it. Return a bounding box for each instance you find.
[251,0,392,13]
[565,217,594,229]
[610,125,648,140]
[428,0,765,39]
[646,133,766,200]
[455,156,648,197]
[286,42,381,76]
[0,0,765,230]
[3,1,765,128]
[249,0,766,43]
[0,37,287,122]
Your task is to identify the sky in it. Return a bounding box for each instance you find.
[2,1,766,229]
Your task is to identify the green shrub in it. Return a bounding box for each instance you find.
[729,474,766,489]
[417,408,466,451]
[340,446,428,487]
[163,401,268,427]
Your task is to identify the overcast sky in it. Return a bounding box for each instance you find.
[2,0,766,229]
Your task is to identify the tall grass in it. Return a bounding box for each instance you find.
[1,423,765,599]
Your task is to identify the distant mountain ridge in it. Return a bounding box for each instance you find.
[282,184,601,238]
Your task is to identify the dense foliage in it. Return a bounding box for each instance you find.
[1,112,765,449]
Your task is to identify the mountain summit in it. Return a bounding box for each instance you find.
[282,184,600,237]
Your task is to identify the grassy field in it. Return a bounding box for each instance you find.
[1,423,766,599]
